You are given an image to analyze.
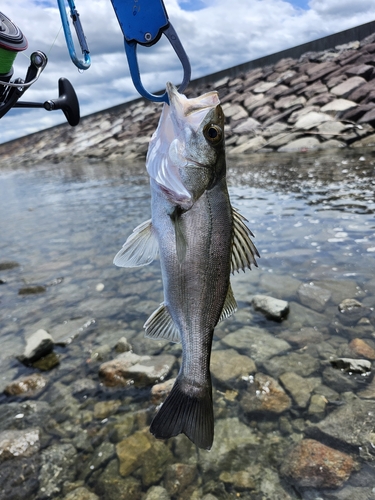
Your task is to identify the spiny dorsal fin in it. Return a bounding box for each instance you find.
[113,219,159,268]
[231,207,260,273]
[144,302,181,343]
[218,283,237,323]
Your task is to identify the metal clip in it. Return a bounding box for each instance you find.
[57,0,91,70]
[110,0,191,103]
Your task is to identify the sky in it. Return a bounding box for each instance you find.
[1,0,375,143]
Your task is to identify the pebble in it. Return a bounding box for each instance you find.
[251,294,289,321]
[210,349,256,385]
[280,438,356,488]
[4,373,47,397]
[18,329,54,365]
[240,373,292,414]
[99,351,176,387]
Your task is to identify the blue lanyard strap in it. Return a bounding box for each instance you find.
[110,0,191,103]
[57,0,91,70]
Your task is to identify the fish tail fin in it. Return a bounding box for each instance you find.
[150,377,214,450]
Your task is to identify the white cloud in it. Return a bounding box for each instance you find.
[1,0,375,144]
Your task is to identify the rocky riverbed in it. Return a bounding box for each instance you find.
[0,150,375,499]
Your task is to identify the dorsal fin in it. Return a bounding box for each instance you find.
[231,208,260,273]
[113,219,159,268]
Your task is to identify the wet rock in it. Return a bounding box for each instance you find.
[115,337,132,353]
[63,487,99,500]
[288,301,328,328]
[51,317,95,345]
[144,486,171,500]
[0,428,40,461]
[110,414,134,442]
[259,273,301,299]
[90,344,111,362]
[279,372,321,408]
[164,463,197,496]
[151,378,175,404]
[116,430,172,486]
[349,338,375,360]
[297,283,332,312]
[322,366,359,393]
[38,443,77,499]
[81,441,115,479]
[251,294,289,321]
[71,378,98,397]
[338,298,371,325]
[96,459,141,500]
[99,351,176,387]
[0,261,20,270]
[18,329,54,364]
[266,352,320,378]
[358,377,375,399]
[330,357,371,374]
[32,351,60,371]
[219,469,256,490]
[0,455,40,500]
[200,417,259,473]
[93,400,121,420]
[280,438,356,488]
[18,284,46,295]
[4,373,47,397]
[241,373,292,414]
[311,396,375,460]
[278,136,321,152]
[308,394,327,419]
[210,349,256,385]
[221,326,290,363]
[279,327,324,347]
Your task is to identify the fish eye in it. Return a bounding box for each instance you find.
[204,124,223,144]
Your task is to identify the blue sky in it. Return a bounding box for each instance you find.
[1,0,375,143]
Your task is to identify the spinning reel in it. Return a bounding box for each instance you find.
[0,12,80,126]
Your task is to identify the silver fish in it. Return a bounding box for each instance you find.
[114,82,259,449]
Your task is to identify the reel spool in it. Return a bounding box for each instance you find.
[0,12,28,95]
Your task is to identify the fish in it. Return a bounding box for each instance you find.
[114,82,259,450]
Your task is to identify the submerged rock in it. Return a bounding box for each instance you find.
[63,487,99,500]
[4,373,47,397]
[210,349,256,385]
[164,463,197,496]
[115,337,132,353]
[330,357,371,374]
[338,298,371,325]
[99,351,176,387]
[0,428,40,462]
[279,372,321,408]
[349,338,375,360]
[38,443,77,499]
[93,400,121,420]
[0,261,20,270]
[18,329,54,365]
[251,295,289,321]
[297,283,331,312]
[96,459,141,500]
[280,438,356,488]
[32,352,60,371]
[18,285,47,295]
[241,373,292,414]
[151,378,176,405]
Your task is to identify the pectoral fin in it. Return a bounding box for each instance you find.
[218,283,237,323]
[113,219,159,268]
[170,207,187,263]
[144,303,181,343]
[231,208,260,273]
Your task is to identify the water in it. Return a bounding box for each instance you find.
[0,150,374,500]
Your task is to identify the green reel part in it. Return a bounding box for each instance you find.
[0,12,28,75]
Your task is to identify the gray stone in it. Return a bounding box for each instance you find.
[19,329,54,364]
[321,99,357,114]
[96,460,141,500]
[164,463,196,496]
[322,366,359,393]
[4,373,47,397]
[39,443,77,498]
[232,117,261,134]
[316,120,349,137]
[278,137,321,152]
[297,283,332,312]
[251,294,289,321]
[253,82,277,93]
[229,136,267,154]
[99,351,176,387]
[330,358,372,374]
[331,76,367,97]
[222,103,247,119]
[279,327,324,347]
[266,352,320,378]
[64,487,99,500]
[210,349,256,385]
[279,372,321,408]
[259,273,301,299]
[295,111,333,130]
[241,373,292,414]
[0,429,40,462]
[221,327,290,364]
[144,486,171,500]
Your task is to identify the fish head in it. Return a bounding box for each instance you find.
[146,82,225,209]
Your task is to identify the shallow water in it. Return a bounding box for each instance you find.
[0,150,375,500]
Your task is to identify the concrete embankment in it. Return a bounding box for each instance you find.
[1,21,375,165]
